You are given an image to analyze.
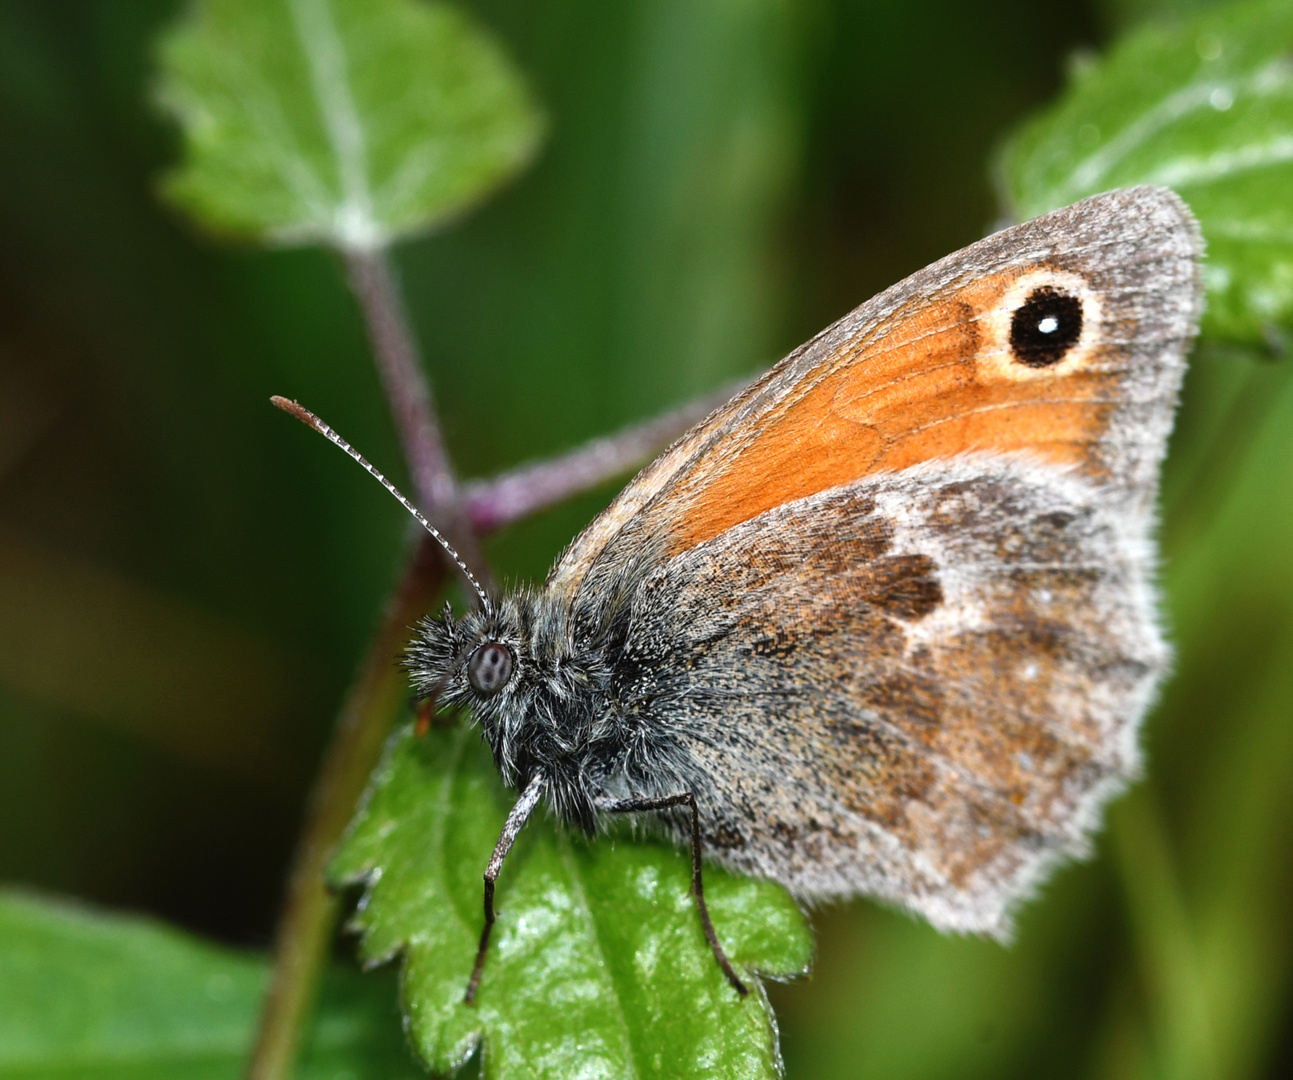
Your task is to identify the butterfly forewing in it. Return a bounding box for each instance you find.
[551,186,1201,602]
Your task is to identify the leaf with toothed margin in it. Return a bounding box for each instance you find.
[328,724,814,1080]
[154,0,543,251]
[998,0,1293,350]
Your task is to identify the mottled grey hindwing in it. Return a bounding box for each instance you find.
[612,454,1168,936]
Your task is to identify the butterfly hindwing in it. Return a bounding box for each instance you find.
[610,454,1166,934]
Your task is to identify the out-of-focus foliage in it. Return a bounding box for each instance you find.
[329,725,811,1080]
[1001,0,1293,346]
[0,888,422,1079]
[3,1,1292,1079]
[156,0,543,249]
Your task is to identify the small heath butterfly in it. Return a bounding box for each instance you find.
[278,185,1203,1002]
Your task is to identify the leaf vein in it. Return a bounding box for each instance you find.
[558,839,643,1080]
[287,0,381,248]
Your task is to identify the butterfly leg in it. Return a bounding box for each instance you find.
[598,792,748,997]
[465,771,546,1004]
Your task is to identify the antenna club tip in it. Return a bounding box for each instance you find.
[270,395,325,433]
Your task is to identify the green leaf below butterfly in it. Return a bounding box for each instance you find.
[154,0,544,250]
[0,887,422,1080]
[328,724,814,1080]
[998,0,1293,349]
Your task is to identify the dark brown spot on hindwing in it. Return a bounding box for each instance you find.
[864,554,943,620]
[742,552,940,661]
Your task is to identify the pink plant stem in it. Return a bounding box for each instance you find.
[343,249,490,587]
[463,380,745,535]
[344,249,456,510]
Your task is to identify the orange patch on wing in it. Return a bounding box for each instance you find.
[670,270,1115,553]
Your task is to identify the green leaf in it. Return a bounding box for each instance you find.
[329,725,814,1080]
[155,0,544,250]
[998,0,1293,347]
[0,888,422,1080]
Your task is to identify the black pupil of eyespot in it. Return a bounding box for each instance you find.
[1009,286,1083,368]
[468,643,512,695]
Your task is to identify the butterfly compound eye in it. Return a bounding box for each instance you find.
[468,642,513,696]
[1009,286,1083,368]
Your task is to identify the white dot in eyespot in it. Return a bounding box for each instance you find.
[1037,315,1059,334]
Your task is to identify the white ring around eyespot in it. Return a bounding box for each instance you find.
[976,267,1103,383]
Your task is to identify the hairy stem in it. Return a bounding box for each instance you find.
[344,249,455,509]
[462,379,745,535]
[343,248,489,585]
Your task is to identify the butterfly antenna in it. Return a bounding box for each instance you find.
[271,396,489,608]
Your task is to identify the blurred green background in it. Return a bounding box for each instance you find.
[1,0,1291,1078]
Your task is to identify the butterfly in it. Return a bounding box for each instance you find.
[277,184,1203,1002]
